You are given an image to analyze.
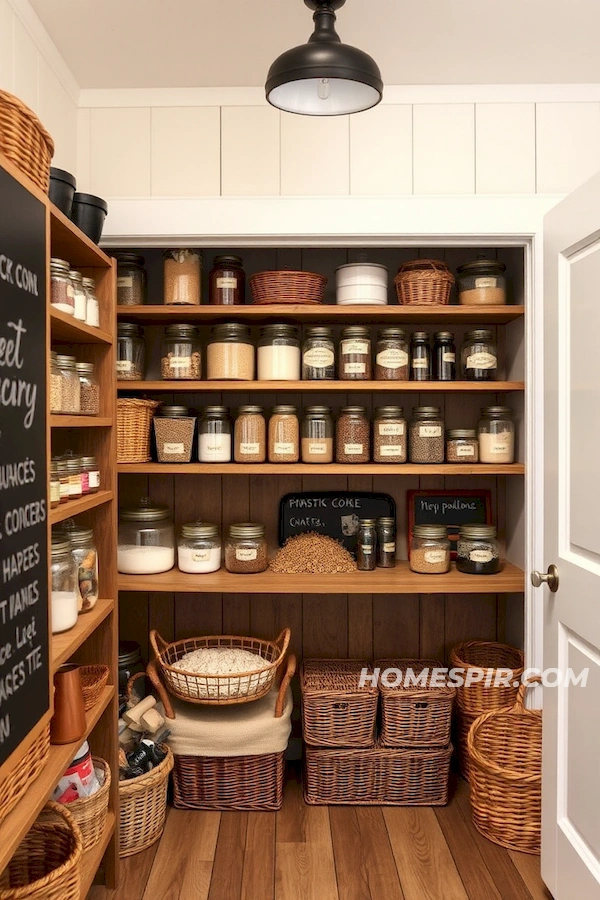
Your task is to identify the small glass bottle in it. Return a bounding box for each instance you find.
[198,406,232,462]
[178,522,221,574]
[56,355,80,414]
[375,328,409,381]
[301,406,334,463]
[209,255,245,305]
[225,523,268,573]
[376,517,396,568]
[456,524,501,574]
[356,518,377,571]
[234,406,266,463]
[409,407,445,463]
[461,329,498,381]
[114,252,147,306]
[207,323,254,381]
[161,324,201,380]
[50,351,62,413]
[49,459,60,509]
[339,326,372,380]
[56,458,69,504]
[410,525,450,574]
[446,429,479,463]
[164,249,202,305]
[373,406,407,463]
[50,258,74,315]
[82,277,100,327]
[76,362,100,415]
[268,405,299,463]
[336,406,370,463]
[302,327,335,380]
[69,270,87,322]
[410,332,430,381]
[432,331,456,381]
[257,324,301,381]
[117,322,145,381]
[478,406,515,463]
[80,456,100,494]
[51,537,78,633]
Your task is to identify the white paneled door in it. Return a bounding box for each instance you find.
[542,172,600,898]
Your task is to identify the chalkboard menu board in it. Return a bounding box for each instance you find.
[0,165,49,766]
[279,491,395,554]
[407,489,492,557]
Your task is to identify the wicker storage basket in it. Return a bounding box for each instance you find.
[79,665,110,712]
[300,659,378,748]
[68,757,111,850]
[454,705,479,781]
[376,658,456,748]
[468,677,542,854]
[450,641,524,715]
[150,628,290,705]
[0,90,54,192]
[394,259,454,306]
[304,742,453,806]
[119,744,173,857]
[117,398,158,463]
[0,723,50,827]
[0,802,82,900]
[249,270,326,305]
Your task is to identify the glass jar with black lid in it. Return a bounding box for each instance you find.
[301,406,334,463]
[161,323,201,380]
[356,518,377,571]
[457,257,507,306]
[375,328,409,381]
[117,322,145,381]
[410,332,430,381]
[302,327,335,380]
[207,322,254,380]
[199,406,232,462]
[114,252,147,306]
[257,324,301,380]
[209,255,245,305]
[339,326,371,380]
[118,499,175,574]
[456,524,501,574]
[432,331,456,381]
[461,329,498,381]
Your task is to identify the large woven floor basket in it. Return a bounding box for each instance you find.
[119,745,173,857]
[0,90,54,192]
[250,270,327,304]
[451,640,525,715]
[117,398,158,463]
[394,259,454,305]
[300,659,378,748]
[0,802,82,900]
[0,724,49,827]
[468,677,542,854]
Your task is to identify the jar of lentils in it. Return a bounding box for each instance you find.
[198,406,232,462]
[456,524,501,574]
[234,406,266,463]
[336,406,370,463]
[257,324,301,381]
[410,525,450,574]
[50,258,74,315]
[115,252,147,306]
[117,322,145,381]
[69,270,87,322]
[209,255,245,305]
[461,329,498,381]
[410,332,430,381]
[56,355,80,413]
[373,406,407,463]
[268,405,299,463]
[409,406,444,463]
[301,406,334,463]
[161,324,201,380]
[154,406,196,463]
[375,328,409,380]
[163,249,202,305]
[339,326,371,380]
[225,523,268,573]
[446,429,479,463]
[302,326,335,380]
[207,323,254,380]
[76,362,100,415]
[82,277,100,327]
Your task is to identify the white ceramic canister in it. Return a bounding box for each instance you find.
[335,263,388,305]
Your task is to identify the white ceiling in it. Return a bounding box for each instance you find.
[31,0,600,89]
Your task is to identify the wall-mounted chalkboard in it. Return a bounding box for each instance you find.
[0,164,49,766]
[279,491,395,554]
[407,490,492,557]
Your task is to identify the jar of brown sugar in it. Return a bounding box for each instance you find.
[207,323,254,380]
[268,405,299,463]
[209,255,245,305]
[164,249,202,305]
[373,406,407,463]
[336,406,370,463]
[339,326,372,380]
[457,257,507,306]
[375,328,409,380]
[410,525,450,574]
[446,429,479,463]
[225,523,268,573]
[234,406,266,463]
[301,406,334,463]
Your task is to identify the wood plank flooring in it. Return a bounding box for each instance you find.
[88,772,552,900]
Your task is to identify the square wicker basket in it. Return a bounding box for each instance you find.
[375,658,456,748]
[300,659,378,748]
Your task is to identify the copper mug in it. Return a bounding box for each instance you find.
[51,664,86,745]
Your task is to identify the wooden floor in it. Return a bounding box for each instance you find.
[88,772,552,900]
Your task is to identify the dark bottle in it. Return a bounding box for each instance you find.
[410,332,430,381]
[209,255,245,306]
[356,518,377,571]
[432,331,456,381]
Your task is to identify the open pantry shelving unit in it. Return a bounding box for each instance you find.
[116,246,526,667]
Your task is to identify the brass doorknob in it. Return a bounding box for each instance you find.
[531,565,559,592]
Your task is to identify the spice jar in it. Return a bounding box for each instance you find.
[339,326,372,380]
[209,255,245,305]
[432,331,456,381]
[207,323,254,381]
[69,270,87,322]
[257,324,301,381]
[50,459,60,509]
[164,249,202,305]
[410,332,430,381]
[56,458,69,504]
[375,328,409,381]
[409,407,444,463]
[50,351,62,413]
[117,322,145,381]
[356,518,377,571]
[456,524,501,574]
[225,523,268,574]
[76,362,100,415]
[51,537,78,633]
[178,522,221,574]
[154,406,196,463]
[301,406,334,463]
[446,429,479,463]
[457,257,507,306]
[478,406,515,463]
[234,406,266,463]
[80,456,100,494]
[302,327,335,380]
[198,406,232,462]
[461,330,498,381]
[56,355,80,413]
[161,324,201,380]
[373,406,407,463]
[115,252,147,306]
[50,258,74,315]
[410,525,450,574]
[64,455,82,499]
[67,526,99,612]
[268,405,299,463]
[376,517,396,568]
[82,277,100,327]
[336,406,370,463]
[118,499,175,574]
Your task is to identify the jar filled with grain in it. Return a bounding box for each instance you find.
[410,331,430,381]
[410,525,450,574]
[225,523,268,574]
[457,258,507,306]
[207,323,254,381]
[154,405,196,463]
[461,330,498,381]
[446,429,479,463]
[117,322,145,381]
[118,500,175,575]
[375,328,409,381]
[80,456,100,494]
[257,324,301,381]
[164,249,202,305]
[339,326,372,380]
[56,458,69,504]
[178,522,221,574]
[50,258,74,315]
[161,324,201,380]
[198,406,232,462]
[373,406,407,463]
[409,406,444,463]
[209,255,245,305]
[56,355,80,413]
[336,406,370,463]
[64,455,83,499]
[456,524,501,574]
[76,362,100,415]
[302,326,335,380]
[376,517,396,568]
[356,518,377,571]
[478,406,515,463]
[301,406,334,463]
[82,277,100,327]
[115,252,147,306]
[234,406,266,463]
[50,351,62,413]
[432,331,456,381]
[69,270,87,322]
[268,405,299,463]
[49,459,60,509]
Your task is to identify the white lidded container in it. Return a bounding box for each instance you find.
[335,263,388,305]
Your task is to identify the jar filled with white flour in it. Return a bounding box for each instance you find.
[118,499,175,574]
[178,522,221,574]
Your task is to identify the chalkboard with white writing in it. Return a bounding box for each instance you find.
[0,164,49,765]
[407,489,492,557]
[279,491,395,554]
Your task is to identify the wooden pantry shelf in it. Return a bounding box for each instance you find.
[50,490,114,525]
[51,415,112,428]
[50,204,113,269]
[52,598,114,671]
[118,379,525,393]
[80,811,116,899]
[117,561,525,594]
[118,462,525,476]
[50,307,112,345]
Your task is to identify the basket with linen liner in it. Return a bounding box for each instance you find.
[450,640,524,715]
[149,628,291,705]
[300,659,378,748]
[0,90,54,192]
[468,676,542,854]
[0,723,50,827]
[249,270,327,304]
[116,398,159,463]
[375,658,456,748]
[67,757,111,850]
[394,258,454,306]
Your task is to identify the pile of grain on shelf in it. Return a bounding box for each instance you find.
[270,532,356,574]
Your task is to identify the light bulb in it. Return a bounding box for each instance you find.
[317,78,331,101]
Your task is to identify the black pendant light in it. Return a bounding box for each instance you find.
[266,0,383,116]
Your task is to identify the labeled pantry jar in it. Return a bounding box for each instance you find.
[76,362,100,415]
[302,327,335,380]
[69,269,87,321]
[268,405,299,462]
[409,406,444,463]
[461,329,498,381]
[56,354,80,413]
[339,326,372,380]
[375,328,409,381]
[356,518,377,571]
[446,429,479,463]
[410,331,430,381]
[432,331,456,381]
[336,406,370,463]
[82,276,100,327]
[301,406,333,463]
[478,406,515,463]
[118,499,175,574]
[257,324,301,381]
[373,406,407,463]
[164,249,202,305]
[198,406,232,462]
[117,322,145,381]
[64,454,82,499]
[178,522,221,574]
[207,323,254,380]
[410,525,450,574]
[209,255,245,305]
[50,351,62,413]
[154,405,196,463]
[51,536,78,634]
[49,459,60,509]
[114,252,147,306]
[457,257,507,306]
[225,523,268,574]
[234,406,266,463]
[161,324,201,380]
[56,457,69,504]
[50,258,74,314]
[456,524,501,575]
[80,455,100,494]
[377,517,396,568]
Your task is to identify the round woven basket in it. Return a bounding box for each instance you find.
[450,641,524,715]
[0,90,54,192]
[68,758,111,850]
[394,259,454,306]
[250,270,326,305]
[119,745,173,857]
[117,398,159,463]
[79,665,110,712]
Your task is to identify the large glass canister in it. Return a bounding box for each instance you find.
[198,406,232,462]
[51,537,78,633]
[302,327,335,380]
[163,249,202,305]
[117,322,145,381]
[457,257,507,306]
[257,324,301,381]
[461,329,498,381]
[161,323,201,380]
[478,406,515,463]
[178,522,221,573]
[117,499,175,574]
[207,323,254,380]
[114,252,147,306]
[301,406,334,463]
[268,405,299,463]
[153,405,196,463]
[409,406,445,463]
[209,255,245,305]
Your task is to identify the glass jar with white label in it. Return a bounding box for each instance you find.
[432,331,456,381]
[410,331,430,381]
[225,523,268,573]
[154,406,196,463]
[301,406,334,463]
[478,406,515,463]
[80,456,100,494]
[375,328,409,381]
[409,406,445,463]
[457,257,507,306]
[339,326,372,381]
[117,322,145,381]
[114,252,147,306]
[456,524,501,574]
[373,406,407,463]
[410,524,450,574]
[199,406,232,462]
[356,518,377,571]
[461,330,498,382]
[446,429,479,463]
[234,406,266,463]
[336,406,370,463]
[209,255,245,305]
[178,522,221,573]
[302,327,335,380]
[268,405,299,463]
[161,324,201,380]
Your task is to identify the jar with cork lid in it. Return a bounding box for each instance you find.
[268,406,299,463]
[410,525,450,574]
[209,255,245,305]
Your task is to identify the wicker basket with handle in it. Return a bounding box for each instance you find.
[300,659,378,748]
[376,658,455,748]
[394,259,454,306]
[79,665,110,712]
[249,270,327,305]
[67,757,111,850]
[0,90,54,192]
[150,628,291,705]
[118,743,173,857]
[0,723,50,827]
[468,676,542,854]
[450,640,524,715]
[117,398,159,463]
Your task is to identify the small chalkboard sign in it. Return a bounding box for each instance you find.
[280,491,395,554]
[407,490,492,557]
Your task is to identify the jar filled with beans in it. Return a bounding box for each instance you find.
[225,523,268,573]
[117,322,145,381]
[161,324,201,380]
[301,406,334,463]
[50,351,62,413]
[234,406,266,463]
[446,429,479,463]
[207,323,254,380]
[336,406,370,463]
[375,328,409,380]
[339,326,372,380]
[115,252,147,306]
[56,355,80,413]
[76,362,100,415]
[410,525,450,574]
[154,406,196,463]
[409,406,444,463]
[373,406,407,463]
[163,249,202,305]
[268,405,299,463]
